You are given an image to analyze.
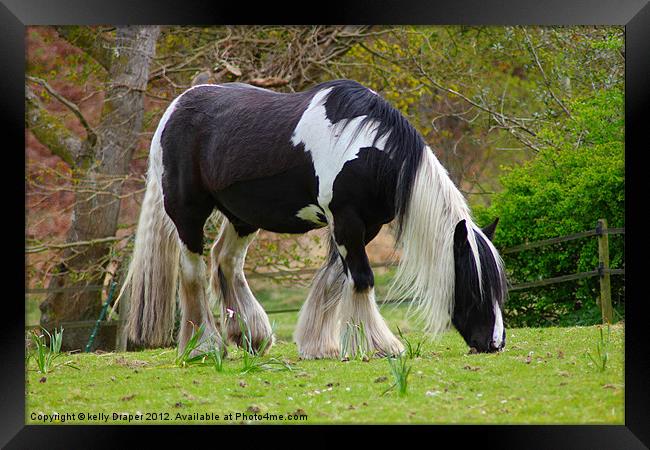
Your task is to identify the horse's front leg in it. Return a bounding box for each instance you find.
[294,251,346,359]
[333,210,404,359]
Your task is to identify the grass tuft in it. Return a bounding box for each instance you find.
[235,313,291,374]
[585,324,611,372]
[383,353,411,396]
[175,323,208,368]
[340,320,370,361]
[397,326,423,359]
[28,327,78,374]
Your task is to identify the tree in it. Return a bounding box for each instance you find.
[26,26,161,350]
[331,26,623,201]
[475,86,625,326]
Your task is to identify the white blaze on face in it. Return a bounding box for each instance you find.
[290,87,389,217]
[492,301,504,347]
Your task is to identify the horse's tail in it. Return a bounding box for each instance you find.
[390,146,481,336]
[117,100,182,348]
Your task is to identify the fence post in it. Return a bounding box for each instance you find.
[596,218,613,324]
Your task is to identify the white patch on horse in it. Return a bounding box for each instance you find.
[150,83,217,181]
[492,301,504,348]
[290,87,389,215]
[296,204,327,226]
[179,242,202,280]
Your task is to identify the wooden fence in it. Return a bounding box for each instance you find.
[501,218,624,323]
[26,218,624,350]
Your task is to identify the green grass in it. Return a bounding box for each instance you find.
[26,309,624,424]
[28,326,79,374]
[25,269,624,424]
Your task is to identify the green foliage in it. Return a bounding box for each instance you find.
[236,314,286,373]
[28,327,78,374]
[175,323,208,368]
[397,326,424,359]
[475,87,624,326]
[173,315,291,374]
[340,320,370,361]
[383,353,412,397]
[585,325,611,372]
[337,27,623,198]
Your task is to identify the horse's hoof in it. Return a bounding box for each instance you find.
[298,347,340,360]
[228,332,274,355]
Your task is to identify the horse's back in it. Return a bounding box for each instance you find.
[158,80,400,235]
[161,83,315,193]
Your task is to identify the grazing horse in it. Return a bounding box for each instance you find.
[118,79,508,359]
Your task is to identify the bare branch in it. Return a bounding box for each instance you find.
[25,85,81,166]
[26,236,127,254]
[27,76,98,146]
[522,29,572,118]
[412,58,540,138]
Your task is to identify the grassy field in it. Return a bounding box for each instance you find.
[26,273,625,424]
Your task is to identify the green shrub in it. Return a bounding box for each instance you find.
[475,87,624,327]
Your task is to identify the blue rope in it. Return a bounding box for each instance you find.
[85,281,118,353]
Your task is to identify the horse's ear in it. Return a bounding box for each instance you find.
[481,217,499,241]
[454,219,468,251]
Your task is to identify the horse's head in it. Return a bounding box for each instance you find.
[452,218,507,353]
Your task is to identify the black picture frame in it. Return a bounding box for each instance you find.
[6,0,648,447]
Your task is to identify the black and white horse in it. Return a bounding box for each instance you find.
[119,79,508,359]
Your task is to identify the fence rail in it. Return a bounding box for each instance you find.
[501,226,624,255]
[501,230,598,254]
[502,219,623,323]
[26,219,624,349]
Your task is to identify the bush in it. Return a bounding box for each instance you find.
[475,87,624,327]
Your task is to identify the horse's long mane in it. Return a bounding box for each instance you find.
[315,80,425,237]
[390,148,486,335]
[317,80,506,336]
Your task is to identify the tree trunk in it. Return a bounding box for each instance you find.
[40,26,160,351]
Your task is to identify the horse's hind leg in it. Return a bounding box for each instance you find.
[210,220,273,354]
[178,244,222,355]
[171,207,223,356]
[294,246,346,359]
[333,210,404,359]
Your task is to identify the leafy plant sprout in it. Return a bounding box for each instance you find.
[234,312,290,374]
[585,324,611,372]
[172,313,291,373]
[209,326,229,372]
[175,323,208,368]
[383,353,412,397]
[29,327,78,374]
[397,326,424,359]
[339,320,370,361]
[210,341,227,372]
